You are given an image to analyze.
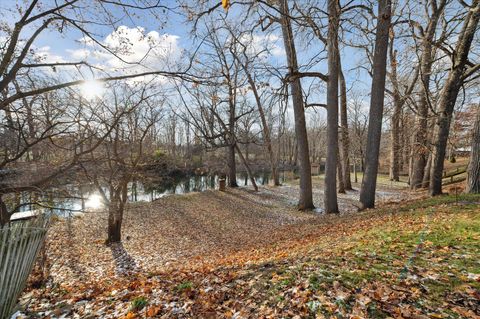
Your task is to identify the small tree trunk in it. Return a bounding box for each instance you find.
[235,143,258,191]
[353,159,358,183]
[422,152,432,188]
[359,0,392,209]
[467,106,480,193]
[107,201,122,244]
[233,53,281,186]
[0,196,10,227]
[389,103,401,182]
[337,146,346,194]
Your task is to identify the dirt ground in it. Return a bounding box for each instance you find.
[19,182,478,319]
[44,180,414,285]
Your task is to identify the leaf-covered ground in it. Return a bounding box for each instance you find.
[18,187,480,318]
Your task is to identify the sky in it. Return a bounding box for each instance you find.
[0,0,375,124]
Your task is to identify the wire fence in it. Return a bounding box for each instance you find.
[0,213,50,319]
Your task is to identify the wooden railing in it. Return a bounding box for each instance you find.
[442,166,468,186]
[0,214,50,319]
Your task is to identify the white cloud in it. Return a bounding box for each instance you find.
[104,26,180,67]
[77,36,96,47]
[76,26,182,83]
[67,48,90,60]
[36,46,66,64]
[236,33,285,59]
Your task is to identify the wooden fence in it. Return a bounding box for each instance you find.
[0,214,50,319]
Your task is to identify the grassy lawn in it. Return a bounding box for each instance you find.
[296,173,409,188]
[191,193,478,318]
[132,193,480,318]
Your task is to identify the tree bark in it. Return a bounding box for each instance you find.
[387,35,402,182]
[279,0,314,210]
[410,95,429,189]
[422,152,432,188]
[353,158,358,183]
[106,175,129,245]
[324,0,340,213]
[0,196,10,226]
[107,206,123,244]
[227,144,238,187]
[359,0,391,209]
[467,105,480,193]
[390,99,402,181]
[410,0,447,189]
[339,60,352,189]
[337,145,346,194]
[430,0,479,195]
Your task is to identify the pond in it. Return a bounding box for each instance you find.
[15,171,291,216]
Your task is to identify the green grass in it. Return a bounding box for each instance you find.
[174,281,193,292]
[130,296,148,311]
[234,194,480,317]
[346,172,409,186]
[307,173,409,188]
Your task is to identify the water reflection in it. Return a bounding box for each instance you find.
[15,171,288,215]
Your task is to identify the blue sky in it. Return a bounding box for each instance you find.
[1,0,374,124]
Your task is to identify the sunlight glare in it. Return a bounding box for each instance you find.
[80,80,105,100]
[85,194,104,210]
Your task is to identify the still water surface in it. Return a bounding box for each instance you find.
[17,172,289,215]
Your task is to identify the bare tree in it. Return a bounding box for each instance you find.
[227,28,281,186]
[279,0,314,210]
[359,0,392,209]
[409,0,448,190]
[429,0,480,195]
[338,61,352,190]
[386,20,419,182]
[82,83,159,244]
[324,0,340,213]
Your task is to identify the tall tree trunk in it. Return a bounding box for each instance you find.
[467,105,480,193]
[324,0,340,213]
[227,144,238,187]
[387,35,403,182]
[279,0,314,210]
[359,0,392,209]
[430,1,479,195]
[410,0,447,189]
[339,61,352,190]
